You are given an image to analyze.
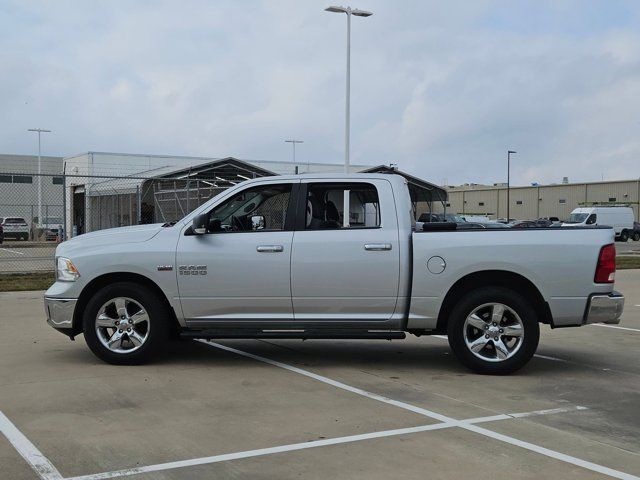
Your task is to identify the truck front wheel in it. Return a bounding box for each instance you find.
[82,282,170,365]
[447,287,539,375]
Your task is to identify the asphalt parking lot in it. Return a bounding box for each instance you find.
[0,242,57,273]
[1,271,639,480]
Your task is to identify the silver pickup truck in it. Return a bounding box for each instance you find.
[45,173,624,374]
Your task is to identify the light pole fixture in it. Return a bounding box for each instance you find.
[285,139,304,173]
[507,150,516,222]
[325,5,372,226]
[28,128,52,225]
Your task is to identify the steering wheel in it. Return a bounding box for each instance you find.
[230,215,243,232]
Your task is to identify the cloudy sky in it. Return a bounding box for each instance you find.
[2,0,640,185]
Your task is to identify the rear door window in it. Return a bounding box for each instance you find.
[305,183,380,230]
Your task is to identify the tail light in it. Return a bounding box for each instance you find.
[594,244,616,283]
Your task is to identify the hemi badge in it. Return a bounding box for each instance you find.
[157,265,174,271]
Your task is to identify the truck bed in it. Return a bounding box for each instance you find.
[407,226,616,330]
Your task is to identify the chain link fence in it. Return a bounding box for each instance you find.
[0,171,250,275]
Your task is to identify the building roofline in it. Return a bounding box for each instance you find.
[62,151,371,168]
[448,178,640,192]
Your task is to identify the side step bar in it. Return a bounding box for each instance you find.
[181,329,406,340]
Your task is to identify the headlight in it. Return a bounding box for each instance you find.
[56,257,80,282]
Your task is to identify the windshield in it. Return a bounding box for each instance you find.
[42,217,63,225]
[566,213,588,224]
[445,214,465,222]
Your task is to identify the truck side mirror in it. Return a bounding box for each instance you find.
[251,215,265,230]
[192,214,208,234]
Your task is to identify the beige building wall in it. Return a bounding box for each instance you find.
[432,179,640,221]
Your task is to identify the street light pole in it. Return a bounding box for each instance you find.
[507,150,516,222]
[28,128,52,224]
[285,139,304,173]
[325,5,372,226]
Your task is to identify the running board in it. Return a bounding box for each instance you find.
[181,329,406,340]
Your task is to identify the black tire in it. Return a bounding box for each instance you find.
[633,232,640,242]
[618,230,629,242]
[447,287,540,375]
[82,282,170,365]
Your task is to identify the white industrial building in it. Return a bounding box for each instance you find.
[0,154,64,228]
[438,179,640,222]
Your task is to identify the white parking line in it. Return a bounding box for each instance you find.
[198,340,639,480]
[432,334,566,362]
[66,423,456,480]
[0,247,24,255]
[66,406,589,480]
[0,411,63,480]
[1,342,636,480]
[591,323,640,332]
[533,353,567,362]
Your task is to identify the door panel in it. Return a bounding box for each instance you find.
[177,231,294,323]
[290,179,400,322]
[176,181,297,325]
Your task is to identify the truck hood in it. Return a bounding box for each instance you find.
[58,224,165,253]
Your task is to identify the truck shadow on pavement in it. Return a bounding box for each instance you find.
[57,338,584,376]
[51,337,590,377]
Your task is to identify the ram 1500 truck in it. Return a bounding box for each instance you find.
[45,174,625,374]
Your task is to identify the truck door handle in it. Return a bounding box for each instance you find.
[364,243,392,251]
[257,245,284,253]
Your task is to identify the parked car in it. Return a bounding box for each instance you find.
[511,220,540,228]
[45,173,624,374]
[418,213,466,223]
[562,206,635,241]
[0,216,29,240]
[632,221,640,242]
[36,216,64,241]
[0,222,3,244]
[459,215,493,223]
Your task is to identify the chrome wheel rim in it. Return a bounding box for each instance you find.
[95,297,150,354]
[463,302,524,363]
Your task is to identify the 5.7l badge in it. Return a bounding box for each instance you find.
[178,265,208,276]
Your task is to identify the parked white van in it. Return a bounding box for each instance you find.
[563,206,635,241]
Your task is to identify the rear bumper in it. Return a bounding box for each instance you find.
[584,291,624,325]
[44,296,77,330]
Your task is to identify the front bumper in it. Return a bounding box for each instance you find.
[44,296,77,329]
[584,291,624,325]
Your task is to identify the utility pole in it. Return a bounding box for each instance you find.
[325,5,372,226]
[28,128,52,225]
[507,150,516,222]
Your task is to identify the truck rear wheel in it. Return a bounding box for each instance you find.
[618,230,629,242]
[82,282,170,365]
[447,287,539,375]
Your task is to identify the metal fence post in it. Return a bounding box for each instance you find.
[136,185,142,225]
[62,172,67,240]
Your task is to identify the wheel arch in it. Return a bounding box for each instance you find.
[72,272,180,337]
[436,270,553,332]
